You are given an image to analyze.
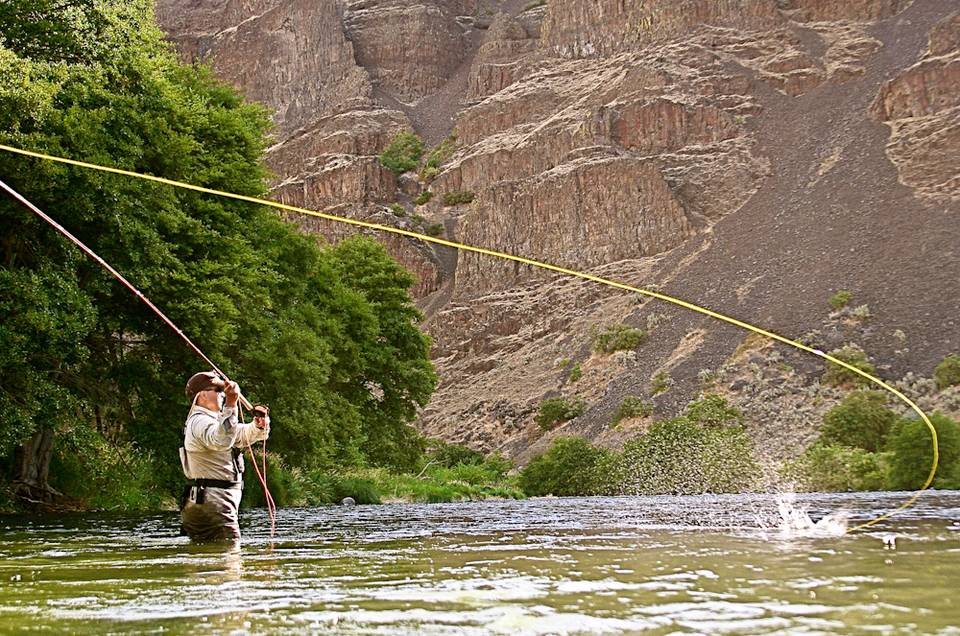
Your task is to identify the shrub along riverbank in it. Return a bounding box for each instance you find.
[520,394,761,497]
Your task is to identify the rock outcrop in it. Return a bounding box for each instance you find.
[155,0,372,136]
[872,11,960,201]
[156,0,960,463]
[343,1,471,102]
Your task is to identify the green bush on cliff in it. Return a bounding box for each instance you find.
[419,134,457,181]
[414,191,433,206]
[592,324,647,354]
[442,190,475,206]
[379,132,424,175]
[536,397,587,430]
[829,290,852,311]
[612,396,653,425]
[819,391,896,453]
[934,354,960,390]
[822,344,875,387]
[686,393,743,427]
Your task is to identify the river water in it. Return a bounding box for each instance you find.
[0,492,958,634]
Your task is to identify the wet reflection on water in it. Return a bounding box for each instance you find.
[0,492,958,634]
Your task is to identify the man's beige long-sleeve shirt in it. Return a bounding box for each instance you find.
[181,405,269,481]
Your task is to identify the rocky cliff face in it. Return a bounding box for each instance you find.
[155,0,959,466]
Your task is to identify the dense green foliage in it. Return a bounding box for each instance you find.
[242,447,520,507]
[820,391,897,453]
[612,396,653,424]
[414,191,433,206]
[887,413,960,490]
[822,344,875,387]
[441,190,474,206]
[934,354,960,391]
[782,445,888,492]
[0,1,436,507]
[535,397,587,430]
[829,290,851,311]
[786,397,960,493]
[519,437,612,496]
[616,417,759,495]
[379,132,424,176]
[591,324,647,354]
[419,135,456,182]
[521,398,759,497]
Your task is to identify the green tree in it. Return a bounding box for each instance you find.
[887,413,960,491]
[934,354,960,391]
[327,236,437,472]
[379,132,423,176]
[820,391,896,453]
[519,437,612,496]
[781,445,888,492]
[0,0,436,504]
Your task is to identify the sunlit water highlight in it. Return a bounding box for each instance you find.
[1,492,958,634]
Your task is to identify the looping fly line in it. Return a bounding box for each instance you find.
[0,143,939,532]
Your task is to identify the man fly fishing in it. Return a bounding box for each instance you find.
[180,371,270,543]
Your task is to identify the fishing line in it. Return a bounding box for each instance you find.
[0,143,941,532]
[238,404,277,537]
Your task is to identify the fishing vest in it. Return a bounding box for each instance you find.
[179,409,245,484]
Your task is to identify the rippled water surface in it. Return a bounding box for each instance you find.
[1,492,959,634]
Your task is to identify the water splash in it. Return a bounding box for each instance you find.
[775,493,848,538]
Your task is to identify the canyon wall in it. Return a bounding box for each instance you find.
[155,0,959,464]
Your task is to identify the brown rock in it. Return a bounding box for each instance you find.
[780,0,914,22]
[343,1,467,101]
[156,0,373,136]
[542,0,783,58]
[872,12,960,202]
[454,154,693,296]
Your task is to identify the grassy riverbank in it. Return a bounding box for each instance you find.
[242,448,524,508]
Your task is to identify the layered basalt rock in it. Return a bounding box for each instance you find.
[155,0,372,136]
[156,0,448,296]
[780,0,914,22]
[872,11,960,201]
[342,1,470,102]
[542,0,783,59]
[454,153,694,295]
[156,0,959,463]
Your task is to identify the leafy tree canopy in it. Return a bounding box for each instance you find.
[0,0,435,499]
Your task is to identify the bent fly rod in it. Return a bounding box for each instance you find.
[0,177,254,411]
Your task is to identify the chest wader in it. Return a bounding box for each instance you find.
[178,431,244,537]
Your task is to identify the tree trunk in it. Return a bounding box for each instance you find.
[13,428,60,502]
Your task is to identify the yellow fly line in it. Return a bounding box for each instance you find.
[0,143,939,532]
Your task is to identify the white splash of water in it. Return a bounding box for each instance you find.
[775,493,848,538]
